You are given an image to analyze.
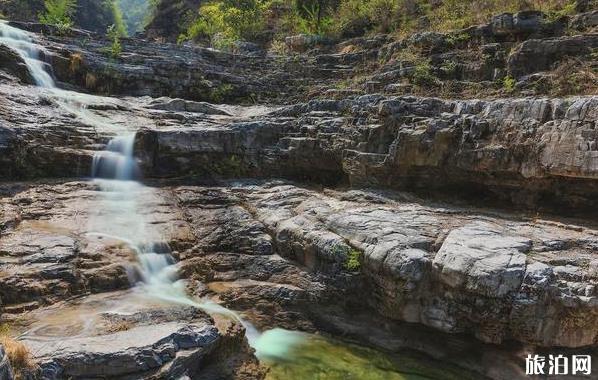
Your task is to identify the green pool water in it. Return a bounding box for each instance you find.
[255,329,472,380]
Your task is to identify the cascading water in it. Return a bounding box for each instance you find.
[2,21,303,363]
[88,133,201,307]
[0,21,55,88]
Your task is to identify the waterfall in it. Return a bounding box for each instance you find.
[0,21,55,88]
[1,22,304,358]
[88,133,195,306]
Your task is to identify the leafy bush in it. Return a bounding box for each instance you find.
[410,61,439,88]
[105,24,123,58]
[294,0,335,35]
[426,0,576,32]
[175,0,579,48]
[181,0,272,49]
[334,0,399,37]
[39,0,76,32]
[118,0,157,34]
[110,0,128,37]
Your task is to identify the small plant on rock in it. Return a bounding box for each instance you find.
[502,75,516,92]
[210,83,234,103]
[105,24,123,59]
[345,248,362,271]
[410,61,440,88]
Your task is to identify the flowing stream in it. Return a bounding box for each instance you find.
[0,19,301,358]
[1,21,467,379]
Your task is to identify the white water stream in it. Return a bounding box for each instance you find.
[1,21,301,358]
[0,21,54,87]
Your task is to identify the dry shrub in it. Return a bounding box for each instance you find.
[547,57,598,96]
[106,320,133,333]
[85,72,97,89]
[69,52,83,73]
[0,335,36,379]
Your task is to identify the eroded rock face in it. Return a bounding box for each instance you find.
[133,95,598,215]
[145,0,201,41]
[220,182,598,347]
[508,34,598,78]
[1,12,597,379]
[0,180,189,310]
[17,297,262,380]
[3,22,349,105]
[0,345,14,380]
[0,0,118,33]
[31,322,224,379]
[4,180,596,349]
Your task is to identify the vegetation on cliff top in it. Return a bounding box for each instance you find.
[178,0,581,48]
[36,0,129,35]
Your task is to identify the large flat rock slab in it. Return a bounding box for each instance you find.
[25,322,219,379]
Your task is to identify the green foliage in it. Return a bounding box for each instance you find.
[446,32,471,47]
[210,83,234,103]
[0,323,9,336]
[425,0,577,32]
[105,24,123,58]
[294,0,334,35]
[410,61,439,88]
[175,0,579,49]
[110,0,128,36]
[440,60,458,77]
[502,75,516,92]
[118,0,156,34]
[345,248,362,271]
[39,0,76,32]
[180,0,272,49]
[543,1,577,20]
[333,0,399,37]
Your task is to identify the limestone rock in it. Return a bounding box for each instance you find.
[508,34,598,77]
[433,222,529,297]
[26,322,220,379]
[0,346,14,380]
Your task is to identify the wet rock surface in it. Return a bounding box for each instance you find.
[2,180,597,351]
[1,8,598,380]
[17,293,262,380]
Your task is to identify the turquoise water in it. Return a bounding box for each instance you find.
[255,329,473,380]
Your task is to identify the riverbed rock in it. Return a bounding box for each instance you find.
[17,297,263,380]
[28,322,221,379]
[0,45,34,85]
[1,9,598,379]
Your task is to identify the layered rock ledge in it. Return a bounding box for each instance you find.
[136,95,598,214]
[2,180,597,351]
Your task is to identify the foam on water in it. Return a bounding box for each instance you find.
[0,21,55,88]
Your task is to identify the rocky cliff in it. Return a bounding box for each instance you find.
[0,5,597,380]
